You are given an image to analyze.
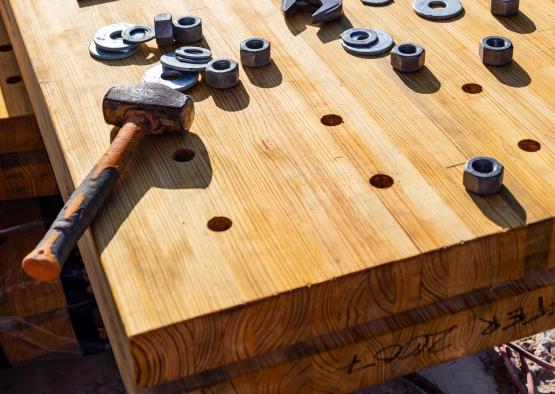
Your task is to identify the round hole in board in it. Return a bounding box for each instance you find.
[462,83,482,94]
[6,76,22,84]
[321,114,343,126]
[207,216,233,232]
[518,139,541,152]
[428,0,447,8]
[172,148,195,162]
[370,174,394,188]
[0,44,13,52]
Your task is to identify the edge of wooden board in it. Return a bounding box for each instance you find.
[129,219,555,388]
[150,268,555,393]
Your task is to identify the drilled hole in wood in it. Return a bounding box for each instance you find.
[462,83,482,94]
[518,139,541,152]
[172,149,195,162]
[0,44,13,52]
[321,114,343,126]
[370,174,394,189]
[207,216,232,232]
[6,76,22,84]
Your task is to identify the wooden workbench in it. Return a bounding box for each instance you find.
[1,0,554,392]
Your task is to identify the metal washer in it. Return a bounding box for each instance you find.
[341,28,394,56]
[413,0,463,20]
[94,23,138,52]
[361,0,393,6]
[122,24,155,44]
[341,28,378,48]
[89,42,139,60]
[175,46,212,62]
[160,53,211,72]
[142,64,199,92]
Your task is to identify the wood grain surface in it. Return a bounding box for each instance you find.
[1,0,553,391]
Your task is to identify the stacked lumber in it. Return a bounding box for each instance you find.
[1,0,554,392]
[0,18,106,366]
[0,19,57,201]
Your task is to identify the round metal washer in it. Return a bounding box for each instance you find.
[175,46,212,62]
[341,28,394,56]
[413,0,463,20]
[94,23,138,52]
[341,28,378,48]
[160,53,211,72]
[361,0,393,5]
[142,64,199,92]
[122,24,155,44]
[88,42,139,60]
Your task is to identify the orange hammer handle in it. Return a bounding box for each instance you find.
[22,121,144,282]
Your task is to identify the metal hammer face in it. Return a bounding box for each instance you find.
[102,83,195,134]
[281,0,343,24]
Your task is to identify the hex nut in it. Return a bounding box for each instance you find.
[463,157,504,196]
[490,0,519,16]
[155,13,174,47]
[205,59,239,89]
[391,43,425,73]
[479,36,513,66]
[173,16,203,44]
[240,38,271,68]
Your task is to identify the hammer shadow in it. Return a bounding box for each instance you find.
[494,12,536,34]
[486,61,531,87]
[188,80,250,112]
[77,0,118,7]
[100,131,213,247]
[468,186,527,228]
[285,12,353,44]
[395,66,441,94]
[242,60,283,89]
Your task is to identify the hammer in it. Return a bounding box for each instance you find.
[22,83,194,282]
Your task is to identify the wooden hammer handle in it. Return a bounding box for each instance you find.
[22,121,144,282]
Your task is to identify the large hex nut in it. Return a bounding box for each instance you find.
[490,0,519,16]
[173,16,203,44]
[240,38,271,68]
[205,59,239,89]
[463,157,504,196]
[479,36,513,66]
[155,13,174,47]
[391,43,425,73]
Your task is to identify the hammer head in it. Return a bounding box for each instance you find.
[102,83,195,134]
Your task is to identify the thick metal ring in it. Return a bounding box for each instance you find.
[173,16,203,44]
[240,38,271,68]
[160,53,211,72]
[205,58,239,89]
[89,42,139,60]
[122,25,155,44]
[94,23,138,52]
[413,0,463,20]
[340,28,378,48]
[341,28,394,56]
[142,64,199,92]
[361,0,393,6]
[175,46,212,62]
